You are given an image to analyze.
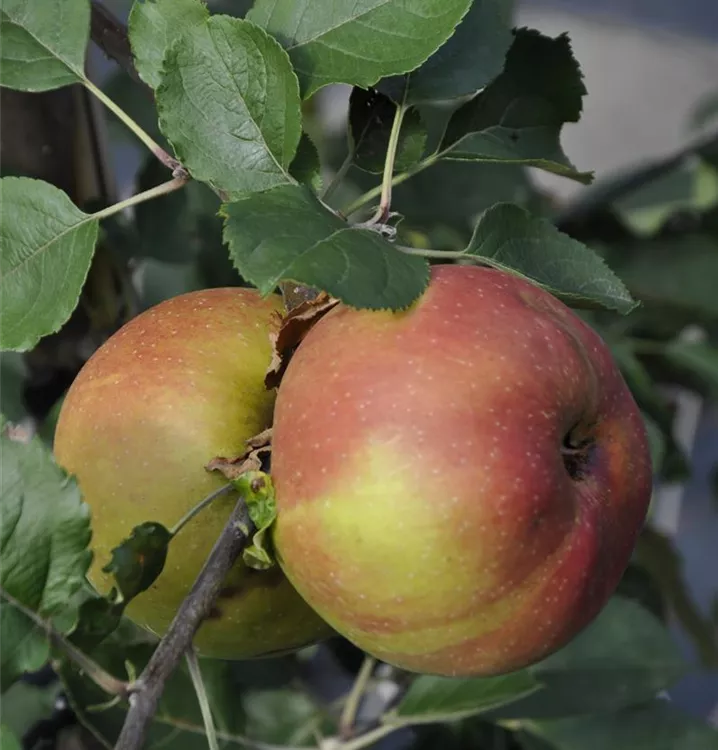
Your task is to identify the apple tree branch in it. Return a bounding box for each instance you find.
[114,495,254,750]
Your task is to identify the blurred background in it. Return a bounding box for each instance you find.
[2,0,717,746]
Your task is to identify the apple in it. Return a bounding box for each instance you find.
[270,265,652,676]
[54,288,332,659]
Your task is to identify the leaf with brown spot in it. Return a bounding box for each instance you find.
[265,292,339,388]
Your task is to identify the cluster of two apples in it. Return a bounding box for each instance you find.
[55,265,652,676]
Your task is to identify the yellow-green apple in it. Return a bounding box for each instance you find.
[54,288,331,659]
[270,265,652,676]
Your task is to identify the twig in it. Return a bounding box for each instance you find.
[114,495,254,750]
[556,128,718,227]
[0,588,129,698]
[185,647,220,750]
[339,656,376,739]
[90,1,145,89]
[169,483,233,537]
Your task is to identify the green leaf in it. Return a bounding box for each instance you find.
[223,184,430,309]
[0,425,92,686]
[1,681,61,740]
[128,0,209,89]
[232,472,278,571]
[248,0,473,98]
[0,178,99,352]
[463,203,636,313]
[0,604,49,692]
[242,688,321,745]
[392,671,540,725]
[349,87,428,175]
[664,341,718,399]
[157,16,301,198]
[441,28,592,183]
[289,133,323,192]
[0,353,27,423]
[380,0,514,104]
[0,0,89,91]
[0,726,20,750]
[525,701,718,750]
[102,522,173,604]
[489,597,687,720]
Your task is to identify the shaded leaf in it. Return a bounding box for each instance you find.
[248,0,472,98]
[0,726,20,750]
[61,615,316,747]
[636,527,718,668]
[0,0,88,91]
[103,522,172,603]
[243,688,321,745]
[525,701,718,750]
[441,28,591,183]
[615,234,718,320]
[157,16,301,198]
[380,0,514,104]
[69,594,125,653]
[128,0,209,89]
[0,178,98,352]
[0,605,50,693]
[0,354,27,423]
[1,681,61,741]
[134,157,214,264]
[60,619,247,748]
[463,203,636,313]
[392,671,540,725]
[290,133,323,192]
[664,341,718,400]
[0,426,91,686]
[222,184,429,309]
[349,87,428,174]
[488,597,686,720]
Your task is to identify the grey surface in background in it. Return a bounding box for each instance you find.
[523,0,718,41]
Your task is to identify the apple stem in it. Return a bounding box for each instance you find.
[367,97,409,225]
[90,175,189,223]
[0,587,130,698]
[339,655,377,739]
[185,647,220,750]
[339,724,398,750]
[82,78,184,175]
[169,483,234,538]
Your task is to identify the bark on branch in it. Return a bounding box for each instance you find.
[114,496,253,750]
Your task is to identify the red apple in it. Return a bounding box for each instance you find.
[271,265,652,676]
[54,288,332,659]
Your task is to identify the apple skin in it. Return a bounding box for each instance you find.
[271,265,652,676]
[54,288,332,659]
